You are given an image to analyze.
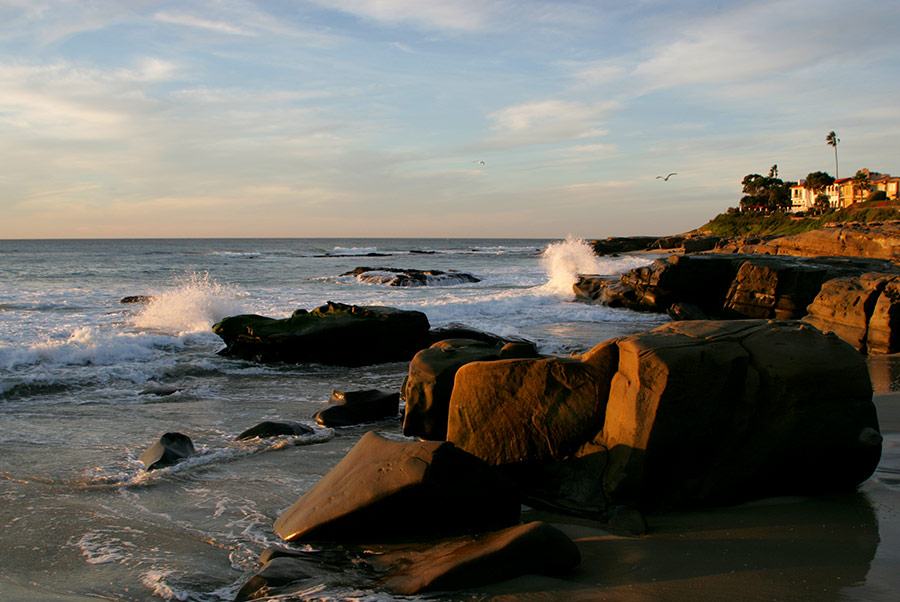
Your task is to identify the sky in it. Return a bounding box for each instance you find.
[2,0,899,239]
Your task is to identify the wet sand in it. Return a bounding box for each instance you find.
[477,392,900,602]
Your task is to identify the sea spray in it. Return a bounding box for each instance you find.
[539,235,601,297]
[131,272,244,336]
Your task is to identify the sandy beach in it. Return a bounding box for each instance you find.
[471,391,900,602]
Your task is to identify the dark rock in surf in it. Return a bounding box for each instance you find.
[314,389,400,427]
[138,385,184,396]
[341,267,480,287]
[376,521,581,595]
[212,301,431,366]
[427,323,537,351]
[273,431,520,542]
[139,432,195,471]
[234,557,314,602]
[588,236,658,255]
[120,295,154,304]
[236,421,314,440]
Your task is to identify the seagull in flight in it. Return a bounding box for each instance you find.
[657,172,677,181]
[473,160,485,166]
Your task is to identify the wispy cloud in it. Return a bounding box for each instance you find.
[153,11,255,36]
[308,0,495,32]
[484,99,619,148]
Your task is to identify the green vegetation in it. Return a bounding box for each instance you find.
[699,200,900,237]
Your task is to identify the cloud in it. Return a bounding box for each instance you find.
[632,0,900,94]
[153,10,255,36]
[484,99,619,148]
[308,0,495,32]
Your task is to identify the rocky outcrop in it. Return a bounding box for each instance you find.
[402,339,504,441]
[376,522,581,595]
[588,236,658,255]
[444,320,881,510]
[273,431,520,542]
[576,253,900,322]
[446,342,617,466]
[713,221,900,261]
[341,267,480,286]
[236,421,314,440]
[212,301,431,366]
[139,432,195,471]
[803,273,900,354]
[314,389,400,427]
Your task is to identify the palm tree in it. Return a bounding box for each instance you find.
[853,169,871,202]
[826,131,839,179]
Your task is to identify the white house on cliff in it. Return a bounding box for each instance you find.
[790,170,900,213]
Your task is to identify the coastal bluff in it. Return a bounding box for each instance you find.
[579,225,900,354]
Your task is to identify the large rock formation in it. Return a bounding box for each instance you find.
[803,273,900,354]
[212,301,431,366]
[445,342,617,466]
[444,320,881,510]
[714,221,900,262]
[575,254,897,320]
[273,431,520,542]
[402,339,505,441]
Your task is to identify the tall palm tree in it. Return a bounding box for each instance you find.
[853,169,871,202]
[826,131,839,179]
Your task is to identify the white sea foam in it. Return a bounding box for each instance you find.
[539,235,602,297]
[327,246,381,255]
[131,273,245,336]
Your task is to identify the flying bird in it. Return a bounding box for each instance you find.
[473,160,485,166]
[657,172,677,181]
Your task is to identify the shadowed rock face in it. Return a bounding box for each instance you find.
[444,320,881,511]
[212,301,431,366]
[273,431,520,542]
[402,339,503,441]
[803,272,900,354]
[575,254,897,318]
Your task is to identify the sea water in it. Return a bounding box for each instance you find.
[0,237,668,601]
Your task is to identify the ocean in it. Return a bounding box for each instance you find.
[0,236,674,601]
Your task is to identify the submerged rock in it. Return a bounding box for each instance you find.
[234,557,314,602]
[341,267,480,287]
[236,421,314,440]
[315,389,400,427]
[212,301,431,366]
[273,431,520,542]
[377,521,581,595]
[138,385,184,396]
[138,432,195,471]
